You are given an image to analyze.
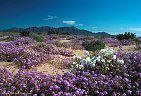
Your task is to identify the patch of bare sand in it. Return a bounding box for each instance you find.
[74,50,86,58]
[60,40,71,43]
[0,62,19,74]
[34,63,69,75]
[106,45,136,52]
[0,61,69,75]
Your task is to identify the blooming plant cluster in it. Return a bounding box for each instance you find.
[104,37,132,47]
[44,35,61,44]
[32,43,74,57]
[0,37,51,69]
[12,37,35,47]
[0,35,140,95]
[104,38,121,47]
[72,48,125,73]
[14,52,50,69]
[0,50,140,96]
[0,42,24,62]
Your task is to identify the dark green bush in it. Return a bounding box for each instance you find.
[47,29,59,35]
[116,32,136,40]
[82,40,105,51]
[20,31,30,37]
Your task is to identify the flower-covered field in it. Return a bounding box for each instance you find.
[0,34,141,95]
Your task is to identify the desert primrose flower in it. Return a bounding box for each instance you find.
[112,55,117,60]
[100,48,114,57]
[117,59,124,64]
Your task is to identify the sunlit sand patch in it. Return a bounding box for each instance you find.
[0,62,19,74]
[60,40,71,43]
[106,44,136,52]
[34,63,69,75]
[74,50,86,58]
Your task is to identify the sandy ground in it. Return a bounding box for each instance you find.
[60,40,71,43]
[34,63,69,75]
[0,62,19,74]
[0,61,70,75]
[106,44,137,52]
[74,50,86,57]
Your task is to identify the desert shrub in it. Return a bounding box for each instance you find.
[4,36,15,42]
[53,41,71,48]
[33,35,44,42]
[0,36,15,42]
[20,30,30,37]
[82,40,105,51]
[47,29,59,35]
[116,32,136,40]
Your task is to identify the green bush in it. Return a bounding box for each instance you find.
[20,31,30,37]
[47,29,59,35]
[82,40,105,51]
[3,36,15,42]
[116,32,136,40]
[33,35,44,42]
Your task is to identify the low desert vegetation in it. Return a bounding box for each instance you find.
[0,32,140,95]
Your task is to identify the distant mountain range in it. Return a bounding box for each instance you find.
[0,26,111,37]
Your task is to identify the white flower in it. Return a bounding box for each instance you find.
[101,59,105,63]
[86,57,91,62]
[73,56,82,59]
[96,56,101,62]
[112,55,116,60]
[100,48,114,58]
[117,59,124,64]
[107,60,112,63]
[78,65,84,69]
[91,60,96,67]
[76,64,79,68]
[100,49,106,53]
[73,62,77,64]
[84,51,90,57]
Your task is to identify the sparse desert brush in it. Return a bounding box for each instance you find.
[116,32,136,40]
[82,40,105,51]
[53,41,71,48]
[20,30,30,37]
[32,34,44,42]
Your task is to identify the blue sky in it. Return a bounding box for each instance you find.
[0,0,141,36]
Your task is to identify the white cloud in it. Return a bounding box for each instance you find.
[42,15,58,20]
[75,24,83,26]
[63,21,76,25]
[128,27,141,31]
